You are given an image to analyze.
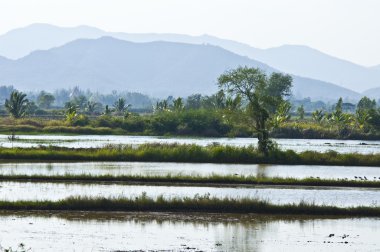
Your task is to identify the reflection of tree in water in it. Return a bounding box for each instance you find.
[4,212,362,251]
[45,163,53,171]
[256,164,271,179]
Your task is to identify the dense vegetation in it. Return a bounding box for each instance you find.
[1,96,379,140]
[1,174,380,188]
[1,68,379,142]
[0,144,379,166]
[0,194,379,216]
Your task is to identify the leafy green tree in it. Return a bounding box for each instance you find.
[26,101,39,116]
[186,94,202,109]
[297,105,305,120]
[335,97,343,115]
[201,91,226,110]
[172,97,185,112]
[215,90,226,109]
[37,91,55,109]
[356,96,378,130]
[218,66,292,154]
[357,96,376,112]
[5,91,29,118]
[154,100,169,113]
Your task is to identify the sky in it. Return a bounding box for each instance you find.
[0,0,379,66]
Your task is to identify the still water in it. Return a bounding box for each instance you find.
[0,181,379,207]
[1,134,380,153]
[0,211,379,251]
[0,162,379,181]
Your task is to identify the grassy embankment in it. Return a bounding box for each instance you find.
[0,144,379,166]
[1,116,379,139]
[0,194,379,216]
[1,174,380,188]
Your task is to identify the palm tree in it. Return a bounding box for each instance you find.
[5,91,29,118]
[113,98,131,115]
[65,104,78,124]
[312,109,324,123]
[85,101,99,115]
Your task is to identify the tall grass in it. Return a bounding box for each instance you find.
[1,174,380,188]
[0,194,379,216]
[0,144,379,166]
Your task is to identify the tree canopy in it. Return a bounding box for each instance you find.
[218,66,292,154]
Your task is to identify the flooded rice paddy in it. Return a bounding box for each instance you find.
[0,211,379,251]
[0,181,379,207]
[0,162,379,181]
[1,134,380,153]
[1,135,380,250]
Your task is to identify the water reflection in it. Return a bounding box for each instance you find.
[1,134,380,153]
[0,162,379,181]
[0,181,379,207]
[0,211,379,251]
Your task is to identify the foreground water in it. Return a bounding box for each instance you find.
[1,162,379,181]
[1,134,380,153]
[0,211,379,251]
[1,181,379,207]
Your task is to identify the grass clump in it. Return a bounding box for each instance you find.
[0,144,379,166]
[1,174,380,188]
[0,194,379,216]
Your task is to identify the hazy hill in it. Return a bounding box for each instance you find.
[0,55,10,65]
[0,37,360,100]
[0,24,105,60]
[250,45,380,92]
[0,24,378,94]
[362,87,380,100]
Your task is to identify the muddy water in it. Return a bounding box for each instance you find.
[1,134,379,153]
[0,181,379,207]
[0,211,379,251]
[0,162,379,181]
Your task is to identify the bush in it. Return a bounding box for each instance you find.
[72,115,90,127]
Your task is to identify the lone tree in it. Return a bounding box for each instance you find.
[218,66,292,154]
[37,91,55,109]
[5,90,29,119]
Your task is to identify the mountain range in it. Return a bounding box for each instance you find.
[0,36,360,99]
[0,23,378,100]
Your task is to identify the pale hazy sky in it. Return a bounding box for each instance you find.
[1,0,379,66]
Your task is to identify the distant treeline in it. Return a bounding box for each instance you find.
[1,85,378,115]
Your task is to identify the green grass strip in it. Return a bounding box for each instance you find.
[0,195,379,217]
[0,144,379,166]
[1,174,380,188]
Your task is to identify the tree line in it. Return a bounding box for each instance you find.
[2,67,380,154]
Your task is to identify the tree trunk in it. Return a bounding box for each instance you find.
[256,116,270,155]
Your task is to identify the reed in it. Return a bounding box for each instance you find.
[1,174,379,188]
[0,195,378,216]
[0,144,379,166]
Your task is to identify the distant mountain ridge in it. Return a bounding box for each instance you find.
[0,36,360,100]
[363,87,380,99]
[1,23,380,95]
